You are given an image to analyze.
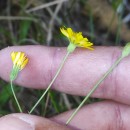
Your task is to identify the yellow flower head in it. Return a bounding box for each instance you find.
[10,51,28,81]
[60,27,93,52]
[11,51,28,70]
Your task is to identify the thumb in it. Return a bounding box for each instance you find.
[0,113,70,130]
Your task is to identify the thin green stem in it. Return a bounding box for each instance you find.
[66,56,123,125]
[89,9,94,41]
[10,80,22,112]
[29,51,70,114]
[106,12,116,39]
[115,4,124,45]
[43,91,50,116]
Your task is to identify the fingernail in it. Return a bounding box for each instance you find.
[12,114,35,130]
[0,114,35,130]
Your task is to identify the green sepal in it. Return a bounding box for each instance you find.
[10,66,20,81]
[67,43,76,53]
[122,42,130,58]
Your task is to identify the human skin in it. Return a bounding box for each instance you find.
[0,45,130,130]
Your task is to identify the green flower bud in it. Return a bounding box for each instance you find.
[122,42,130,58]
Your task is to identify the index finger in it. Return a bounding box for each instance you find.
[0,45,129,105]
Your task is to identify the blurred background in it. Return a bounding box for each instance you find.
[0,0,130,116]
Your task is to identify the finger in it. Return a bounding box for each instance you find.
[52,101,130,130]
[0,45,129,105]
[0,113,70,130]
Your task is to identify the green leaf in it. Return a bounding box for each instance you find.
[111,0,122,10]
[19,20,31,42]
[49,91,60,113]
[0,84,11,107]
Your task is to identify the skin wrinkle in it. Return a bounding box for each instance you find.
[50,47,66,89]
[98,47,122,100]
[114,104,125,130]
[51,47,80,93]
[52,101,130,130]
[119,58,130,101]
[38,47,52,87]
[109,47,122,101]
[107,48,121,99]
[100,50,114,98]
[41,48,53,87]
[49,47,56,85]
[108,50,130,104]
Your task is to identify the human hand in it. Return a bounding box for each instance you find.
[0,45,130,130]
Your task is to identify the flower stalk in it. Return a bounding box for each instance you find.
[10,80,22,112]
[29,51,70,114]
[10,51,28,112]
[29,27,94,113]
[66,42,130,125]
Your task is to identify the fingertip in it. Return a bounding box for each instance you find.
[0,113,71,130]
[0,113,33,130]
[0,46,13,81]
[0,45,55,88]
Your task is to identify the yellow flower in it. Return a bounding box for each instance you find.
[10,51,28,81]
[11,52,28,70]
[60,27,93,52]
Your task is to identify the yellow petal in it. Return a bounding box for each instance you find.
[11,51,29,70]
[20,58,29,70]
[60,27,94,50]
[60,28,69,38]
[11,52,17,62]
